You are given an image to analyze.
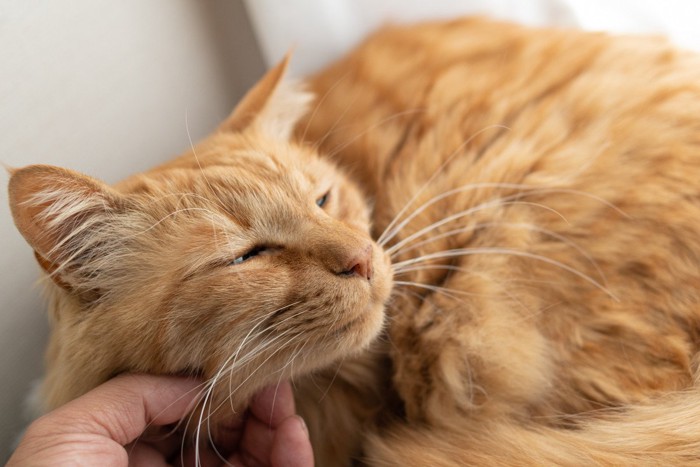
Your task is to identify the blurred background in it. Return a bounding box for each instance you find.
[1,0,699,460]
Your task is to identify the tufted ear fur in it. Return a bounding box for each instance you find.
[219,52,313,140]
[8,165,126,295]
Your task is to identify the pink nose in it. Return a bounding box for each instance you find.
[339,245,373,281]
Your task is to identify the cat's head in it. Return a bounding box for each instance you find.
[8,55,392,414]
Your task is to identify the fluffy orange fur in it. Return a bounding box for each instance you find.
[10,17,700,465]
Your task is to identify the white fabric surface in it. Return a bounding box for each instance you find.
[244,0,700,76]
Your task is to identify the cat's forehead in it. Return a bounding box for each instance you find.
[122,141,334,229]
[210,144,329,196]
[208,135,330,183]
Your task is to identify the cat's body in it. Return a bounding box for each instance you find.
[10,18,700,465]
[297,18,700,464]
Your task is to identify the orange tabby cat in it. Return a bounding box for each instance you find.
[10,17,700,465]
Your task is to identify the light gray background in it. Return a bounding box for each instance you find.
[0,1,264,460]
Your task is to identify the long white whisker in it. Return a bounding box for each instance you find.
[312,91,360,152]
[186,112,223,209]
[195,331,299,466]
[326,109,425,159]
[225,302,301,410]
[393,247,618,301]
[126,208,224,239]
[386,196,561,256]
[193,302,301,466]
[318,354,347,403]
[300,71,351,142]
[382,181,527,247]
[380,182,627,248]
[377,125,512,246]
[391,221,607,285]
[180,383,212,467]
[393,280,476,300]
[205,307,311,420]
[126,380,208,460]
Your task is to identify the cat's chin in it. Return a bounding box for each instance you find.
[333,301,387,351]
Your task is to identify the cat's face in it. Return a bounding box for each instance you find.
[8,56,392,412]
[127,132,393,384]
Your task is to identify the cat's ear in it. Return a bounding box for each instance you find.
[8,165,125,291]
[220,52,313,140]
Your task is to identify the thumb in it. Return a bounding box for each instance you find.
[32,374,201,445]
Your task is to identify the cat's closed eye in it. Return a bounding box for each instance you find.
[229,246,267,266]
[316,191,330,208]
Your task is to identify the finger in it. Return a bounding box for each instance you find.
[178,439,229,467]
[239,415,275,466]
[271,416,314,467]
[210,412,246,454]
[249,381,296,428]
[136,426,183,462]
[125,442,170,467]
[43,374,202,446]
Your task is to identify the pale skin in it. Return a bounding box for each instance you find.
[7,374,314,467]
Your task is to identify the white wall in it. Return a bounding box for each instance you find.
[246,0,700,76]
[0,0,264,459]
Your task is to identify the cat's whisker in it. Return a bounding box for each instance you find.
[186,111,229,215]
[270,335,315,423]
[120,190,218,210]
[381,181,528,247]
[386,196,567,258]
[391,221,607,286]
[220,324,299,393]
[223,302,302,410]
[384,192,530,256]
[394,264,541,317]
[390,287,423,305]
[393,264,474,276]
[386,190,572,255]
[126,379,210,461]
[124,207,226,239]
[180,399,197,466]
[193,380,218,467]
[207,310,340,428]
[203,311,310,423]
[312,90,361,152]
[319,353,347,403]
[380,182,627,249]
[393,247,618,301]
[394,267,506,300]
[204,400,235,467]
[300,70,352,142]
[226,335,300,404]
[326,108,426,159]
[194,333,300,466]
[393,280,476,300]
[508,201,570,224]
[319,298,347,343]
[220,311,309,396]
[377,125,512,246]
[289,340,310,384]
[188,304,304,466]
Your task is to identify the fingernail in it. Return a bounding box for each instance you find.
[296,416,309,437]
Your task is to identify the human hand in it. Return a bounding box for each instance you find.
[7,374,314,467]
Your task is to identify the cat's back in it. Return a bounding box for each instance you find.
[300,17,700,423]
[301,17,700,199]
